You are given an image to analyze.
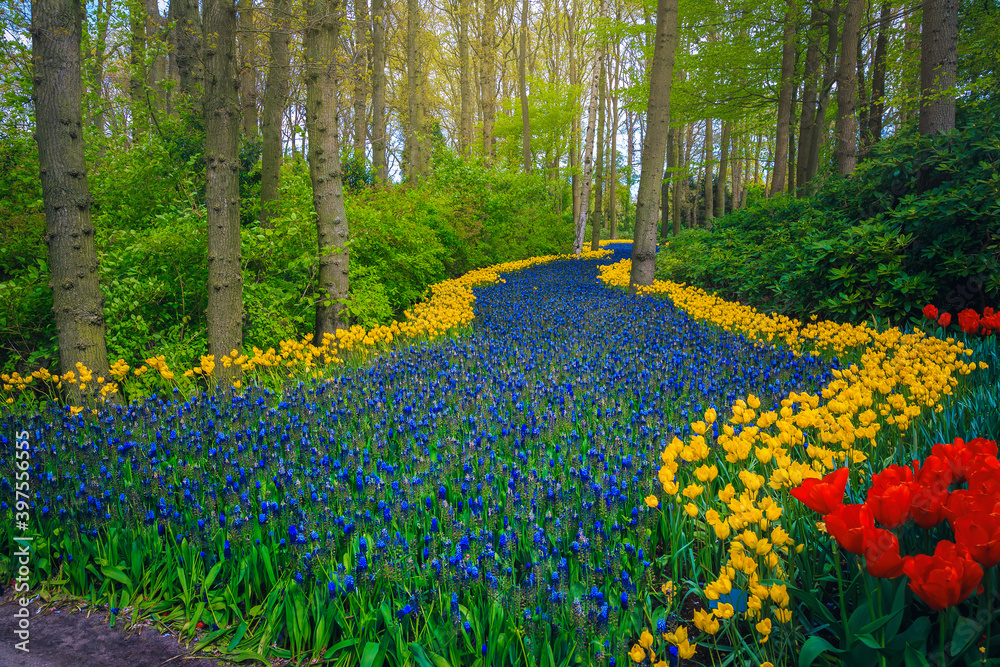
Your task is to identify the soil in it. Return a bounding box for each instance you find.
[0,594,239,667]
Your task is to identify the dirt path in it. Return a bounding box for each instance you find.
[0,599,234,667]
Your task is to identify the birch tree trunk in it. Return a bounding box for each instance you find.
[628,0,677,291]
[574,51,602,255]
[304,0,350,339]
[590,56,606,251]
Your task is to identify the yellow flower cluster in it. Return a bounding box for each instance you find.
[2,249,612,406]
[599,239,633,246]
[601,259,987,656]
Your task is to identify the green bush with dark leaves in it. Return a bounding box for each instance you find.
[657,97,1000,324]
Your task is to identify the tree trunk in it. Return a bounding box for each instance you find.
[88,0,111,142]
[919,0,957,134]
[147,0,169,114]
[259,0,290,228]
[608,77,618,242]
[406,0,421,182]
[787,83,796,194]
[902,1,920,125]
[568,0,580,227]
[130,0,146,136]
[770,0,797,196]
[203,0,243,379]
[353,0,369,161]
[169,0,203,104]
[796,0,822,194]
[371,0,387,181]
[866,0,891,143]
[590,57,606,251]
[304,0,350,339]
[671,126,683,234]
[519,0,530,172]
[238,0,258,138]
[32,0,113,400]
[574,14,603,255]
[703,119,713,222]
[835,0,862,175]
[458,0,472,155]
[856,28,869,145]
[715,121,730,214]
[480,0,496,162]
[628,0,677,291]
[807,0,840,183]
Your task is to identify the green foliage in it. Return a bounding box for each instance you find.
[657,98,1000,324]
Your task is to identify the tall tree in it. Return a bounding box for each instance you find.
[169,0,203,105]
[715,122,731,213]
[834,0,862,175]
[371,0,387,181]
[406,0,424,181]
[238,0,258,138]
[796,0,823,194]
[259,0,291,227]
[865,0,892,144]
[304,0,350,339]
[770,0,797,195]
[458,0,472,155]
[353,0,369,161]
[518,0,530,172]
[203,0,243,378]
[32,0,113,397]
[629,0,677,291]
[568,0,580,228]
[574,0,605,255]
[703,119,713,221]
[805,0,840,184]
[919,0,958,134]
[590,56,606,251]
[480,0,496,161]
[87,0,112,141]
[146,0,169,113]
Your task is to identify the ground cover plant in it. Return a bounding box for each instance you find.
[2,243,997,666]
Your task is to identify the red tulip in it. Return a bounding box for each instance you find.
[922,304,939,320]
[958,308,981,335]
[967,456,1000,493]
[938,313,952,327]
[931,437,997,484]
[867,465,913,528]
[790,467,850,516]
[909,483,950,530]
[953,511,1000,569]
[902,541,983,610]
[825,503,874,555]
[943,489,989,526]
[863,528,904,578]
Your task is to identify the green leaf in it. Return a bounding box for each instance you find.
[323,638,359,659]
[799,635,839,667]
[950,615,982,657]
[360,641,384,667]
[100,565,133,588]
[227,621,248,651]
[903,645,932,667]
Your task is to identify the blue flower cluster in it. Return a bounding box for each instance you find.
[0,244,835,661]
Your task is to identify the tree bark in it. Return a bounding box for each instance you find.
[480,0,496,162]
[147,0,169,114]
[628,0,677,291]
[796,0,823,194]
[590,56,606,251]
[87,0,111,141]
[671,126,683,234]
[703,119,713,222]
[203,0,243,378]
[458,0,472,155]
[259,0,290,227]
[238,0,258,138]
[32,0,113,399]
[519,0,530,172]
[806,0,840,183]
[902,1,920,125]
[770,0,797,196]
[835,0,862,175]
[304,0,350,339]
[715,121,730,214]
[371,0,387,181]
[919,0,957,134]
[169,0,203,104]
[866,0,891,143]
[574,11,603,256]
[406,0,422,182]
[568,0,580,228]
[130,0,146,136]
[353,0,369,161]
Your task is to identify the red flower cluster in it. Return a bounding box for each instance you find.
[790,437,1000,610]
[923,304,1000,336]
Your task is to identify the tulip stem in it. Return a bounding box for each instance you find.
[835,543,852,649]
[940,609,947,667]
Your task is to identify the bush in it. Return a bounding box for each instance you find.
[657,97,1000,324]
